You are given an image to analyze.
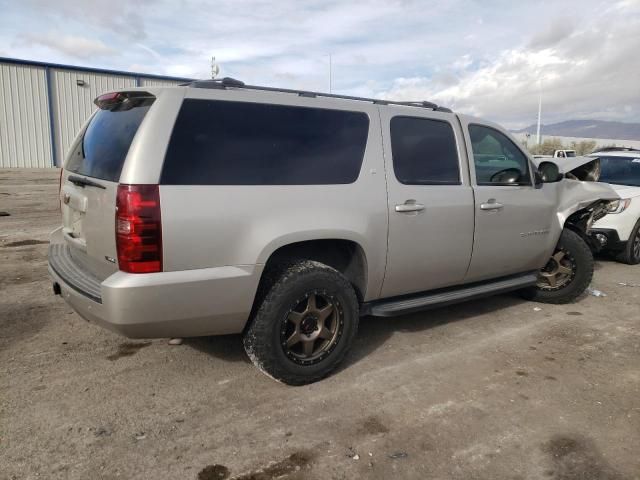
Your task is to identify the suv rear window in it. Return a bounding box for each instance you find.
[66,99,153,182]
[161,99,370,185]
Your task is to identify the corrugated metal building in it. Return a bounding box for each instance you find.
[0,57,191,168]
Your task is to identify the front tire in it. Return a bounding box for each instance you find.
[615,219,640,265]
[521,229,594,304]
[243,260,359,385]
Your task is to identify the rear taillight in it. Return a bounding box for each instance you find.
[115,184,162,273]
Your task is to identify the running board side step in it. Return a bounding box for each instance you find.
[362,272,538,317]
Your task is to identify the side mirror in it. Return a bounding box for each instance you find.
[537,161,562,184]
[490,168,523,184]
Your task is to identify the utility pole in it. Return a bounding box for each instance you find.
[328,54,332,93]
[536,92,542,145]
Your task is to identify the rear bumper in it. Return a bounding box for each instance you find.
[48,241,263,338]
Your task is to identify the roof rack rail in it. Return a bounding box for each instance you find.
[187,77,246,89]
[593,146,640,153]
[186,78,452,113]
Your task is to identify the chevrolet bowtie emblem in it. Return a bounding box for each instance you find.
[63,193,71,205]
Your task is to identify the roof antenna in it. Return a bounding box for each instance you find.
[211,57,220,79]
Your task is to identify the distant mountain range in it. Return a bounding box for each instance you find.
[513,120,640,141]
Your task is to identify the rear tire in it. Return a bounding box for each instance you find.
[520,229,594,304]
[243,260,359,385]
[615,219,640,265]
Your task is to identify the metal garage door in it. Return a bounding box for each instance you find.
[0,62,53,168]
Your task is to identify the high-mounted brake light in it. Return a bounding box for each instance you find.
[94,92,125,109]
[116,184,162,273]
[94,91,155,110]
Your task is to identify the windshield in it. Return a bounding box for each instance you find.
[66,98,153,182]
[597,156,640,187]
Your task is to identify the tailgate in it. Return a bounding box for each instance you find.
[60,92,155,280]
[60,174,119,280]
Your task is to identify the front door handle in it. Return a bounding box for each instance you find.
[480,200,504,211]
[395,201,425,213]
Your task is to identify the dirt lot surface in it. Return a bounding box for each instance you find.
[1,169,639,480]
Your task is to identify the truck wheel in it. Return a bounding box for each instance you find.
[615,219,640,265]
[243,260,359,385]
[521,229,594,304]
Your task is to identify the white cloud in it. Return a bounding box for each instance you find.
[528,18,575,50]
[612,0,640,11]
[20,33,116,59]
[378,8,640,127]
[22,0,151,40]
[136,44,164,62]
[452,54,472,71]
[2,0,640,126]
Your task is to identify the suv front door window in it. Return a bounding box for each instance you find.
[463,122,556,282]
[469,124,531,186]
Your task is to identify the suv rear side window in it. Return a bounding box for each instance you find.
[390,116,460,185]
[161,99,370,185]
[66,99,153,182]
[469,124,531,186]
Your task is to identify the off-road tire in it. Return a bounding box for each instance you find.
[520,229,594,304]
[243,260,359,385]
[615,219,640,265]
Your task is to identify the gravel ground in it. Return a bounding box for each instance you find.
[1,169,639,480]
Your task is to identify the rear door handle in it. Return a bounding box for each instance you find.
[395,202,425,213]
[480,201,504,211]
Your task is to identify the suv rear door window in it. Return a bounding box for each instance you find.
[390,116,460,185]
[66,99,153,182]
[468,124,531,186]
[161,99,370,185]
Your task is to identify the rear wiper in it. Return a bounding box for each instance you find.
[68,175,106,189]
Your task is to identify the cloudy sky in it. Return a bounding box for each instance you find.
[1,0,639,127]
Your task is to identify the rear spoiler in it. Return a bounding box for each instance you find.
[94,91,154,111]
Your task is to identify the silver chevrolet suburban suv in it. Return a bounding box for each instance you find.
[49,78,615,384]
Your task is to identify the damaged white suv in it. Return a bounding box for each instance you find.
[587,148,640,264]
[49,79,619,384]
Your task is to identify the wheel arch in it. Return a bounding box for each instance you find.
[254,236,369,308]
[562,200,611,250]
